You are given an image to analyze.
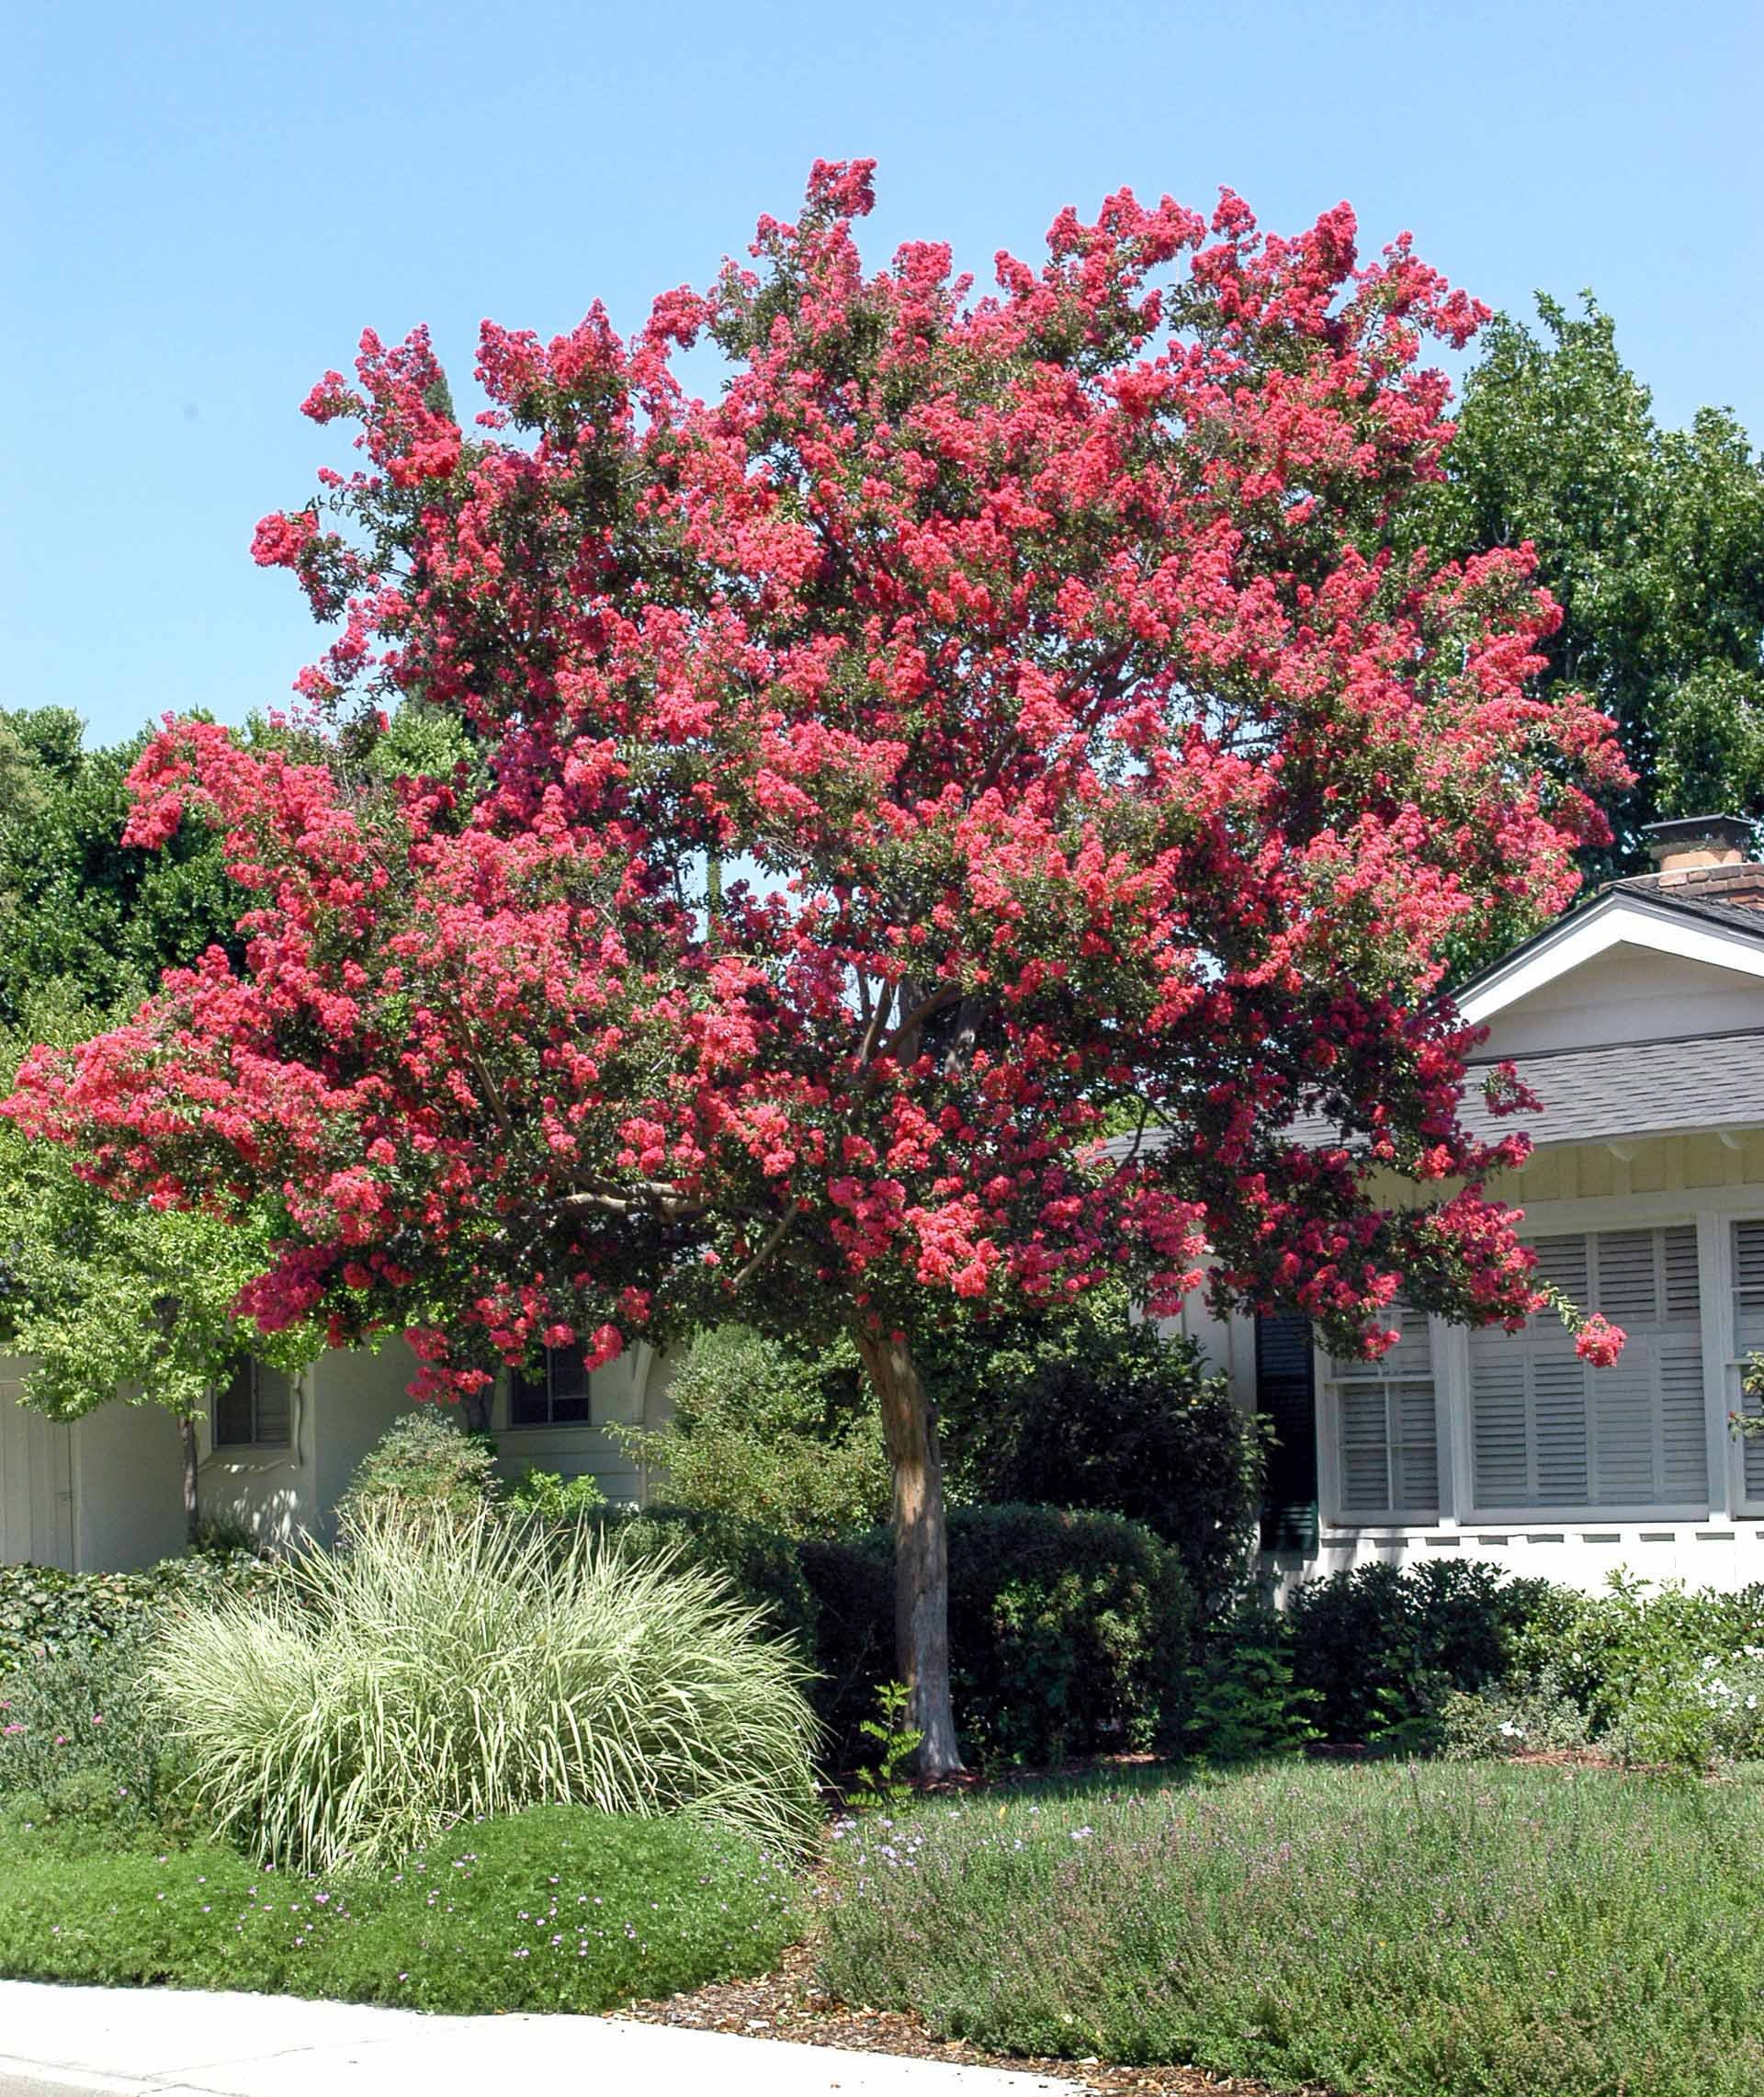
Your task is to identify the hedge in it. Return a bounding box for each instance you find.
[0,1553,280,1674]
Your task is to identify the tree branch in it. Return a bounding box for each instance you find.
[731,1203,800,1290]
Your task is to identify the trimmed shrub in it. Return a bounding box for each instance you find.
[1285,1559,1549,1748]
[149,1506,820,1872]
[930,1285,1266,1621]
[0,1552,281,1675]
[335,1408,499,1536]
[0,1806,801,2012]
[1184,1597,1320,1762]
[803,1504,1194,1769]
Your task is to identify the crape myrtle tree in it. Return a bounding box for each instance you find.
[10,164,1630,1772]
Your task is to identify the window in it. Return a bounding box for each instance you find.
[1730,1219,1764,1508]
[511,1342,593,1427]
[211,1361,291,1450]
[1468,1227,1706,1515]
[1327,1302,1438,1522]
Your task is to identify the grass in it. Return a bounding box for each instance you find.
[0,1801,802,2013]
[148,1504,820,1871]
[820,1760,1764,2097]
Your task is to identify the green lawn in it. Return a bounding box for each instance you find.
[0,1802,801,2014]
[820,1761,1764,2097]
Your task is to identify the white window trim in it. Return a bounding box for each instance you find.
[1451,1203,1723,1528]
[1316,1333,1442,1530]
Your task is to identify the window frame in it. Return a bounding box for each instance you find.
[1317,1304,1442,1528]
[210,1360,292,1452]
[507,1343,594,1431]
[1464,1221,1711,1526]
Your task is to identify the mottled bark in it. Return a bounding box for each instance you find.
[854,1321,965,1777]
[180,1413,199,1547]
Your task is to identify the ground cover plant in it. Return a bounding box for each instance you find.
[820,1760,1764,2097]
[149,1506,820,1871]
[0,1802,799,2013]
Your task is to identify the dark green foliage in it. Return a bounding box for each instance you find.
[821,1763,1764,2097]
[0,710,242,1025]
[803,1505,1194,1769]
[1284,1560,1550,1748]
[618,1324,889,1538]
[0,1806,800,2012]
[0,1552,281,1675]
[335,1407,500,1536]
[1418,295,1764,872]
[1183,1599,1320,1762]
[930,1289,1264,1619]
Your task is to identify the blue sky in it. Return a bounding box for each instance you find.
[6,0,1760,747]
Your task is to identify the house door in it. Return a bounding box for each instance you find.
[0,1365,75,1571]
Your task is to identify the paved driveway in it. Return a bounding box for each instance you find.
[0,1979,1078,2096]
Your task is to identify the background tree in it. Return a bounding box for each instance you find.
[13,167,1626,1770]
[1418,294,1764,872]
[0,713,303,1536]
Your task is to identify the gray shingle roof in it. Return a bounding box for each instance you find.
[1453,1029,1764,1147]
[1100,1029,1764,1162]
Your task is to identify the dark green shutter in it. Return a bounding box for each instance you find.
[1255,1311,1318,1553]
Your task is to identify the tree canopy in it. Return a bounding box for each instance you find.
[0,712,298,1430]
[11,166,1627,1765]
[1420,293,1764,872]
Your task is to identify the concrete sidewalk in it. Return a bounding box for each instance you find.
[0,1980,1081,2096]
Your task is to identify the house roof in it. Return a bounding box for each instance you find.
[1102,1026,1764,1166]
[1454,879,1764,1028]
[1400,1028,1764,1150]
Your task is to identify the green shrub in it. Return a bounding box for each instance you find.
[149,1505,820,1872]
[803,1504,1194,1769]
[0,1551,281,1675]
[820,1762,1764,2097]
[605,1504,820,1657]
[504,1465,605,1522]
[1513,1577,1764,1770]
[0,1624,171,1825]
[335,1408,499,1536]
[616,1325,889,1538]
[930,1284,1266,1621]
[1184,1598,1320,1762]
[0,1806,801,2012]
[1284,1559,1547,1748]
[1439,1665,1593,1761]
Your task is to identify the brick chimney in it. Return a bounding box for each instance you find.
[1632,814,1764,909]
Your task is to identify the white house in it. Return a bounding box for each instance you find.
[1159,815,1764,1594]
[0,1334,674,1574]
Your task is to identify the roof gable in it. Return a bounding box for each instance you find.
[1457,889,1764,1039]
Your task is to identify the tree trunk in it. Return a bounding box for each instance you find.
[853,1321,966,1777]
[180,1414,199,1547]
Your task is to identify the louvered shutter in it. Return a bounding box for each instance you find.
[1327,1301,1438,1521]
[1254,1312,1318,1551]
[1470,1226,1707,1514]
[1731,1220,1764,1505]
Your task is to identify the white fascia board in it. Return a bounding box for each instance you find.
[1457,898,1764,1027]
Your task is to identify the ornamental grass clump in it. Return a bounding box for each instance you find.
[149,1505,820,1873]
